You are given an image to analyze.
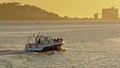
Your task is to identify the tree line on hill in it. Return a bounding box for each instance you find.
[0,2,79,21]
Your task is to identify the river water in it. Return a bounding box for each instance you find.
[0,21,120,68]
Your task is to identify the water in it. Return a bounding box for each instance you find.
[0,21,120,68]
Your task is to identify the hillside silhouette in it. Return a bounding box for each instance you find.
[0,2,66,21]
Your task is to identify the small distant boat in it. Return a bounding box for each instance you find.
[24,33,65,52]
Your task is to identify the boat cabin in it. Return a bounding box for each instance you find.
[27,35,51,45]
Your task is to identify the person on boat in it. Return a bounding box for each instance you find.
[37,32,41,37]
[57,38,59,42]
[60,38,63,41]
[53,38,56,42]
[38,38,41,44]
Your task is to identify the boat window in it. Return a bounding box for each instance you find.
[28,37,35,44]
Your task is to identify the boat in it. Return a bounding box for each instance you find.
[24,33,65,52]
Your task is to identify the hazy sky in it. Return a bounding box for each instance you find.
[0,0,120,18]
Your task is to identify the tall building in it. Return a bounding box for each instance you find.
[102,7,118,20]
[94,13,98,20]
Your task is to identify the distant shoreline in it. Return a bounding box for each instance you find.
[0,20,120,22]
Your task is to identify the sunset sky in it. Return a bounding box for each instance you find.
[0,0,120,18]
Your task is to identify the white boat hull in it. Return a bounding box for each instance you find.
[25,41,64,52]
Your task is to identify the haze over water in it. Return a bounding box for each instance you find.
[0,21,120,68]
